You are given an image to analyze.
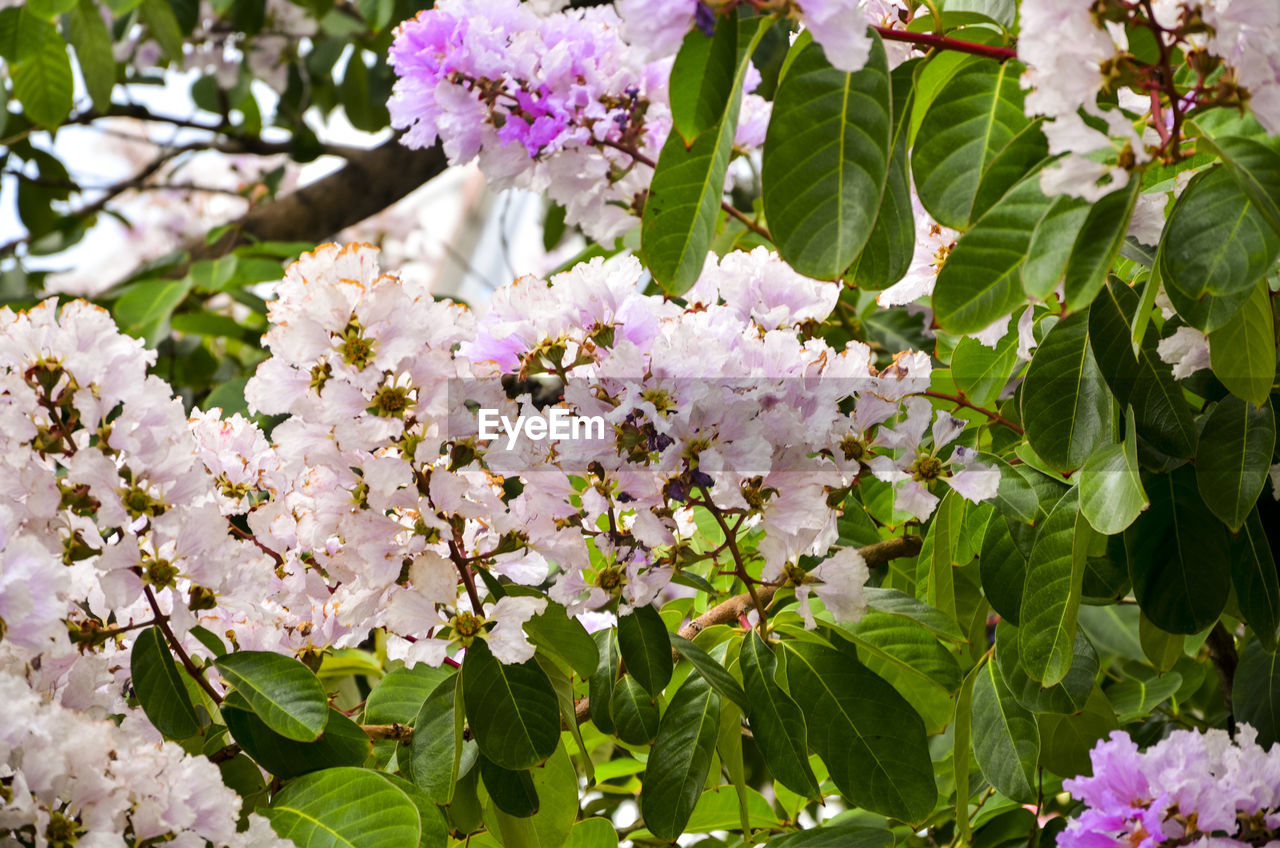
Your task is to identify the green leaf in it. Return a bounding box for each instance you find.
[762,32,892,279]
[1062,180,1141,311]
[113,279,195,345]
[953,661,980,844]
[1126,467,1231,634]
[923,488,964,621]
[971,659,1039,803]
[567,818,619,848]
[265,767,422,847]
[1208,278,1276,406]
[1139,612,1185,672]
[933,173,1053,333]
[671,633,749,711]
[376,774,448,848]
[491,744,579,847]
[1079,409,1148,536]
[911,59,1046,229]
[222,696,371,779]
[524,601,599,680]
[1019,488,1094,686]
[1022,196,1090,300]
[996,621,1098,714]
[782,640,936,823]
[214,651,329,742]
[669,20,738,144]
[1088,278,1198,458]
[1231,510,1280,651]
[1233,638,1280,747]
[610,675,660,745]
[617,603,674,697]
[640,674,722,841]
[462,639,560,770]
[767,826,895,848]
[980,515,1027,624]
[139,0,185,61]
[1108,671,1183,722]
[588,629,620,734]
[844,613,961,734]
[11,18,72,129]
[408,675,464,804]
[863,586,967,641]
[1036,688,1118,779]
[130,627,201,739]
[952,329,1021,409]
[739,632,820,798]
[1021,311,1112,472]
[1160,165,1280,305]
[68,0,115,113]
[1192,131,1280,239]
[480,756,539,817]
[365,665,454,726]
[1196,395,1276,531]
[847,63,916,290]
[643,16,769,294]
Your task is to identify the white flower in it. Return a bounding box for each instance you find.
[1157,326,1211,379]
[796,547,870,629]
[486,596,548,663]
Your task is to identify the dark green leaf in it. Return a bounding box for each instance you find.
[376,774,449,848]
[525,601,599,679]
[1192,131,1280,238]
[265,767,421,847]
[611,675,660,745]
[971,659,1038,803]
[1019,488,1094,686]
[863,586,967,641]
[669,21,738,144]
[981,515,1027,624]
[130,627,201,739]
[782,640,936,823]
[462,639,560,770]
[491,744,579,847]
[767,826,895,848]
[214,651,328,742]
[1127,467,1231,634]
[762,32,892,279]
[588,629,620,734]
[933,174,1053,333]
[911,60,1046,229]
[1232,510,1280,650]
[480,756,538,817]
[68,0,115,112]
[952,328,1021,409]
[1036,689,1117,779]
[1233,638,1280,747]
[1208,278,1276,405]
[617,603,674,697]
[1161,166,1280,305]
[996,621,1098,714]
[365,665,454,726]
[1021,311,1112,471]
[1196,395,1276,531]
[739,632,820,798]
[408,675,464,804]
[640,674,722,841]
[223,695,371,779]
[1022,196,1090,300]
[671,633,749,711]
[1139,612,1185,672]
[1062,180,1140,311]
[1079,408,1148,536]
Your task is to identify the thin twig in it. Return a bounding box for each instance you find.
[142,585,224,705]
[923,390,1024,435]
[872,27,1017,60]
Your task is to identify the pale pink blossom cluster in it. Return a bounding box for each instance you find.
[1018,0,1280,199]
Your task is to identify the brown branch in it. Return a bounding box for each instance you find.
[572,534,923,723]
[361,723,414,741]
[142,585,224,705]
[1206,622,1239,736]
[872,27,1017,61]
[923,390,1025,435]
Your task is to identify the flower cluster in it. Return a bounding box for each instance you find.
[1062,726,1280,847]
[1018,0,1280,199]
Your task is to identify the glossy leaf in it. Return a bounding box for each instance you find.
[223,694,371,780]
[981,515,1027,624]
[640,674,722,840]
[762,33,892,278]
[846,612,962,733]
[130,627,202,740]
[588,629,620,734]
[911,59,1046,229]
[1208,278,1276,406]
[611,676,661,746]
[1196,395,1276,531]
[739,632,820,798]
[364,665,454,727]
[1021,311,1112,471]
[462,639,560,770]
[408,675,464,804]
[1233,638,1280,747]
[671,633,749,711]
[480,756,538,818]
[265,767,421,848]
[1062,180,1140,311]
[1020,488,1094,686]
[782,641,936,823]
[1022,195,1090,300]
[971,659,1038,803]
[1231,510,1280,650]
[1079,409,1148,536]
[933,174,1053,334]
[1127,468,1232,634]
[618,603,674,697]
[524,601,599,680]
[214,651,329,742]
[863,586,967,641]
[1161,165,1280,305]
[491,745,579,846]
[1193,131,1280,238]
[669,21,738,144]
[996,621,1098,715]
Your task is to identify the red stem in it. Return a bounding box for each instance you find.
[872,27,1017,61]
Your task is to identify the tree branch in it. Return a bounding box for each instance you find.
[872,27,1017,61]
[1206,622,1239,736]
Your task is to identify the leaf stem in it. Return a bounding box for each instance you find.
[923,390,1025,434]
[871,27,1017,61]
